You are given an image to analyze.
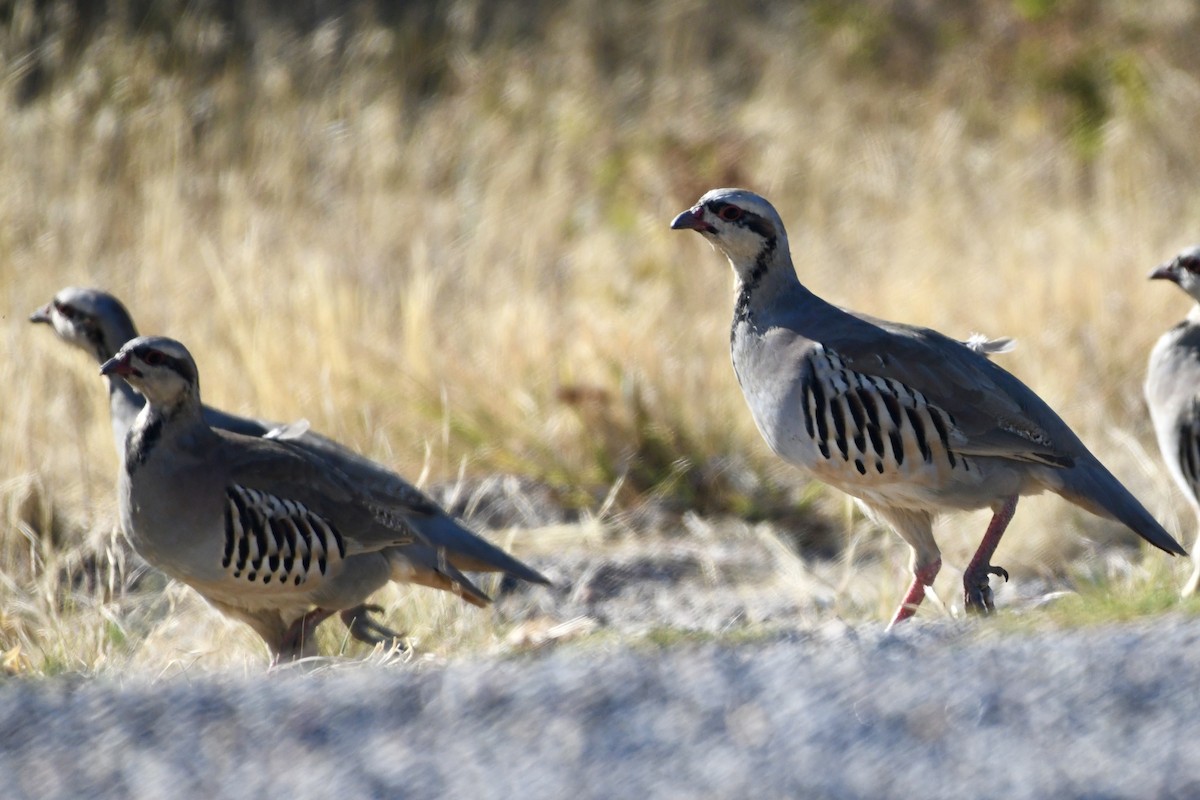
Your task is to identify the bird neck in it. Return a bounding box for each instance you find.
[107,374,145,418]
[730,243,806,333]
[85,318,135,365]
[125,392,206,474]
[1187,304,1200,325]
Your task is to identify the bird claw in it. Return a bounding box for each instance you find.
[340,605,407,650]
[965,581,995,614]
[964,564,1008,615]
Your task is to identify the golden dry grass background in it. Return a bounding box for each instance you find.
[3,0,1200,672]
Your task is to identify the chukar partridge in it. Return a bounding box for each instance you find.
[672,188,1184,626]
[1145,246,1200,596]
[34,289,548,652]
[98,335,521,660]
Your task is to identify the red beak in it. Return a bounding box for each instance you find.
[1148,262,1179,283]
[670,206,716,234]
[99,353,135,378]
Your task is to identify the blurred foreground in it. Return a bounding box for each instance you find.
[4,616,1200,799]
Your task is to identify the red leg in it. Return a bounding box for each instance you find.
[963,495,1018,614]
[888,557,943,629]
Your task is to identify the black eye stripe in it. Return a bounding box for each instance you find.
[743,215,775,241]
[132,348,195,382]
[140,349,166,366]
[704,201,775,240]
[713,202,742,221]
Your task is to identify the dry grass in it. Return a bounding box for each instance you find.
[3,0,1200,673]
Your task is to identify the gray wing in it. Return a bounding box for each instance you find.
[214,460,492,603]
[201,404,280,438]
[203,409,548,584]
[813,310,1080,468]
[215,432,423,553]
[261,427,551,585]
[213,481,488,605]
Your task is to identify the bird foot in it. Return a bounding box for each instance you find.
[963,565,1009,615]
[277,608,336,661]
[340,604,407,650]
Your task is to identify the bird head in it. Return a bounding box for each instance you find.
[1149,245,1200,303]
[100,336,200,409]
[670,188,789,282]
[31,287,138,364]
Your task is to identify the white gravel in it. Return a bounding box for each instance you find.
[3,617,1200,799]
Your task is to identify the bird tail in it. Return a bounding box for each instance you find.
[387,546,492,607]
[1051,461,1187,556]
[415,513,551,585]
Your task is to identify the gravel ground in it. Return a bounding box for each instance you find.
[4,617,1200,800]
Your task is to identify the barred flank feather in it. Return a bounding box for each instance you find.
[223,485,345,586]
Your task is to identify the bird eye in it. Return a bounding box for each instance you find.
[718,205,743,222]
[53,301,76,320]
[142,350,166,366]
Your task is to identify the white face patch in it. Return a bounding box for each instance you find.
[49,305,93,351]
[713,222,772,269]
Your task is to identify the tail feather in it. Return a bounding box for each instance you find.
[415,513,551,586]
[1054,462,1187,556]
[388,546,492,607]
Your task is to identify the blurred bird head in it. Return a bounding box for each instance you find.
[31,287,138,365]
[1149,245,1200,303]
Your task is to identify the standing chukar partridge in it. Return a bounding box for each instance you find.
[34,289,548,653]
[672,188,1184,626]
[1145,246,1200,597]
[98,335,521,660]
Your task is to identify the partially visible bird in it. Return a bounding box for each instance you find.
[672,188,1184,626]
[1145,245,1200,596]
[33,288,549,654]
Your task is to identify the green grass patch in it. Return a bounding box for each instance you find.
[999,568,1200,633]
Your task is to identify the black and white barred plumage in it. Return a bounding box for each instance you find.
[222,485,347,585]
[800,344,966,475]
